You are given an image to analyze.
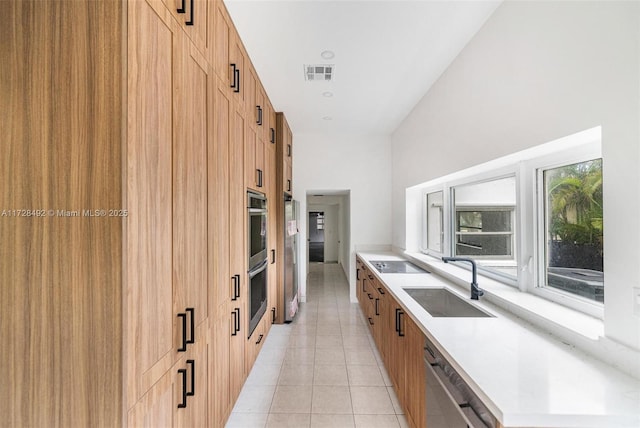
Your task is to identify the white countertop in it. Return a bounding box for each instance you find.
[357,251,640,428]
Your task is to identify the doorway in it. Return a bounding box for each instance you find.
[308,211,325,262]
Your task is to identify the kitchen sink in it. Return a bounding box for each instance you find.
[403,288,493,318]
[370,260,430,274]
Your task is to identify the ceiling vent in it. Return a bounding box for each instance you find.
[304,64,334,81]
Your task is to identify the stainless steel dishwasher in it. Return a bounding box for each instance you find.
[424,337,497,428]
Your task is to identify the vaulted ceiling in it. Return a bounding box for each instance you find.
[225,0,501,135]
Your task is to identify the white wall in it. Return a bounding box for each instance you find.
[294,134,392,302]
[391,1,640,350]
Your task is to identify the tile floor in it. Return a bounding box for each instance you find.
[226,263,409,428]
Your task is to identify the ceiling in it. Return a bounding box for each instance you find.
[224,0,502,135]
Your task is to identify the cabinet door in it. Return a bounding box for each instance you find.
[173,29,208,329]
[213,1,245,105]
[211,77,232,317]
[210,314,231,427]
[266,145,279,324]
[284,160,292,194]
[229,104,246,402]
[126,0,177,405]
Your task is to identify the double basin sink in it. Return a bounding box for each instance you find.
[370,260,492,318]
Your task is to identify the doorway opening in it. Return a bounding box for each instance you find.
[308,211,325,262]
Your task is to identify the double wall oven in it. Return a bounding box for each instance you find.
[247,191,268,338]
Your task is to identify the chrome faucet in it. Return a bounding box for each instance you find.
[441,257,484,300]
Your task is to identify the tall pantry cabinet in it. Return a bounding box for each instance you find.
[1,0,285,426]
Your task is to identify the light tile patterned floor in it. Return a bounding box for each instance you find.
[226,263,410,428]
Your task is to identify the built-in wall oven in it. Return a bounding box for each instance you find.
[247,191,268,337]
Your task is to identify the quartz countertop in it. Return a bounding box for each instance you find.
[357,251,640,428]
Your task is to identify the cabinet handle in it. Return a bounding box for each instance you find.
[368,274,373,280]
[186,307,195,345]
[256,169,263,188]
[256,106,263,125]
[177,312,187,352]
[231,275,237,301]
[286,179,291,192]
[270,128,275,144]
[356,268,360,280]
[362,279,366,292]
[398,310,405,337]
[186,359,195,397]
[395,308,400,334]
[235,308,240,333]
[235,274,241,299]
[271,307,276,324]
[185,0,194,25]
[271,249,276,264]
[368,317,374,326]
[177,0,186,13]
[287,144,291,157]
[377,287,385,295]
[367,293,373,300]
[177,368,188,408]
[256,334,264,344]
[230,64,240,93]
[375,298,379,316]
[231,310,238,336]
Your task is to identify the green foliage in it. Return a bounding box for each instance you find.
[547,159,603,245]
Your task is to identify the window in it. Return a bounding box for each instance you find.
[540,159,603,303]
[414,127,602,317]
[452,177,517,279]
[425,191,443,253]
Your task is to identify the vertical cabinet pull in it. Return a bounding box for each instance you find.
[177,308,195,351]
[177,0,194,25]
[185,0,194,25]
[271,249,276,264]
[231,309,241,336]
[375,298,379,316]
[186,307,194,345]
[271,307,276,324]
[231,274,239,300]
[230,64,240,93]
[287,144,291,157]
[177,312,187,352]
[270,128,275,144]
[256,106,263,125]
[396,309,405,337]
[377,287,385,295]
[286,179,291,192]
[255,334,264,345]
[356,268,360,280]
[186,360,195,397]
[256,169,263,188]
[231,311,237,336]
[177,368,188,408]
[368,317,374,326]
[367,293,373,300]
[395,308,400,334]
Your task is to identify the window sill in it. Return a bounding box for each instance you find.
[404,251,604,340]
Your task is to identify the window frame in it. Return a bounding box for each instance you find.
[529,151,603,317]
[421,189,445,258]
[417,127,603,318]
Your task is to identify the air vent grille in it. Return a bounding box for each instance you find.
[304,64,334,81]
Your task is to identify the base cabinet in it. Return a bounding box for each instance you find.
[355,257,426,428]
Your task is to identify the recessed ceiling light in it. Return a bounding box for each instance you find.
[322,91,333,98]
[323,116,332,121]
[321,50,335,60]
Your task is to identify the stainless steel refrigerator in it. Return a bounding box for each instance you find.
[284,196,299,322]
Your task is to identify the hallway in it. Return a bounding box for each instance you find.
[226,263,409,427]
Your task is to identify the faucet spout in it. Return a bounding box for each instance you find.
[441,257,484,300]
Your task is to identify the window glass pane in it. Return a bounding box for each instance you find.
[453,177,517,278]
[543,159,603,303]
[426,191,443,252]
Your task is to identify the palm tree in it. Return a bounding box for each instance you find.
[547,159,603,245]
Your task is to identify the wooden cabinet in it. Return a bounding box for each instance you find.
[277,113,294,195]
[213,0,247,106]
[355,262,426,428]
[2,0,284,425]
